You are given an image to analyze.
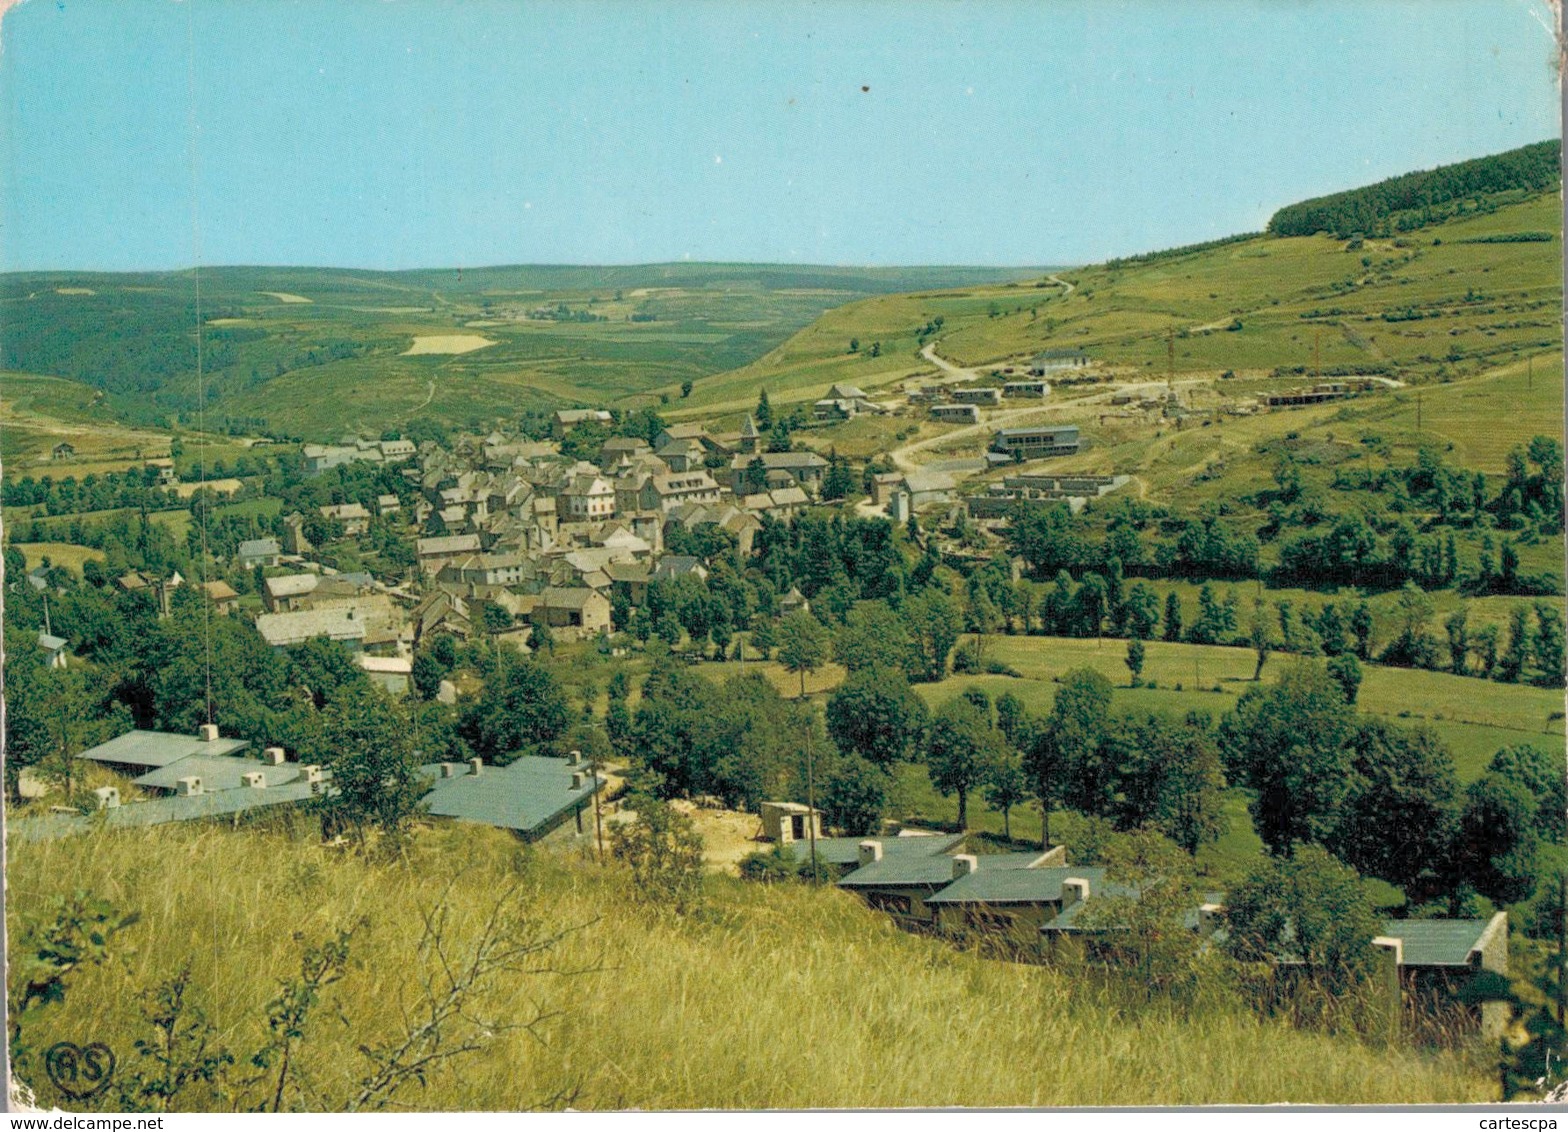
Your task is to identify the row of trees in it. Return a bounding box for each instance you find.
[1221,661,1562,916]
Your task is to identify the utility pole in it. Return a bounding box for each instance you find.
[805,718,819,882]
[591,751,606,865]
[1313,327,1321,383]
[1416,389,1422,433]
[1167,324,1175,395]
[1558,870,1566,1027]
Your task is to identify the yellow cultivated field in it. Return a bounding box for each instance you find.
[401,334,498,356]
[258,291,312,303]
[172,477,243,498]
[12,541,106,572]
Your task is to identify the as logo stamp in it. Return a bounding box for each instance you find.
[44,1041,115,1100]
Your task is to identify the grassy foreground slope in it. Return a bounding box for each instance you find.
[7,822,1493,1110]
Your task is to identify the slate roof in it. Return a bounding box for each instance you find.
[236,538,280,559]
[420,757,599,835]
[780,833,964,867]
[926,864,1105,906]
[38,632,67,652]
[133,755,303,793]
[1381,919,1495,967]
[77,729,249,770]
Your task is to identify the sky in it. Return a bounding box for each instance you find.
[0,0,1560,271]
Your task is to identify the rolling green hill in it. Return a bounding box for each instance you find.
[0,263,1043,440]
[691,184,1559,427]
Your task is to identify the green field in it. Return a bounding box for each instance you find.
[881,633,1562,898]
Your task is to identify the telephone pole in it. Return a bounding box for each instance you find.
[804,720,819,881]
[592,752,606,865]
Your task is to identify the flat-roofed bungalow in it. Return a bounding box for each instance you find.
[420,755,601,842]
[779,832,965,878]
[926,861,1093,948]
[8,778,329,843]
[1378,915,1510,1035]
[132,755,304,794]
[837,847,1045,927]
[929,403,980,423]
[76,727,249,775]
[990,424,1081,459]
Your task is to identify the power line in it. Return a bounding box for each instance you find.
[185,0,215,726]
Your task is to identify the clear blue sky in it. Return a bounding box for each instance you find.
[0,0,1559,271]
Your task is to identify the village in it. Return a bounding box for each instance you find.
[6,349,1531,1049]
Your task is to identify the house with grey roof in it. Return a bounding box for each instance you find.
[420,754,601,841]
[9,777,330,843]
[837,846,1054,927]
[132,754,307,795]
[727,451,828,493]
[236,538,282,569]
[37,631,68,669]
[779,832,965,878]
[926,861,1098,946]
[652,555,708,582]
[76,726,249,775]
[1378,915,1510,1035]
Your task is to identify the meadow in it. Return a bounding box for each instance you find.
[5,820,1496,1111]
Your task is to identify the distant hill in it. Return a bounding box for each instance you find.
[1266,139,1561,239]
[0,263,1045,438]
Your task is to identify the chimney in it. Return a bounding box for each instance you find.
[951,854,978,879]
[176,776,203,796]
[1062,877,1090,907]
[1198,902,1225,936]
[93,786,120,810]
[263,746,286,765]
[441,762,457,778]
[242,771,266,789]
[198,723,220,743]
[302,765,323,785]
[858,840,884,867]
[469,757,484,776]
[571,771,586,789]
[568,749,583,767]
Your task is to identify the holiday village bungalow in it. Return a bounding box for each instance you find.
[812,831,1510,1035]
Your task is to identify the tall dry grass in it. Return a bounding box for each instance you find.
[6,818,1496,1110]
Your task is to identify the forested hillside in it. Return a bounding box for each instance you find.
[1267,139,1560,239]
